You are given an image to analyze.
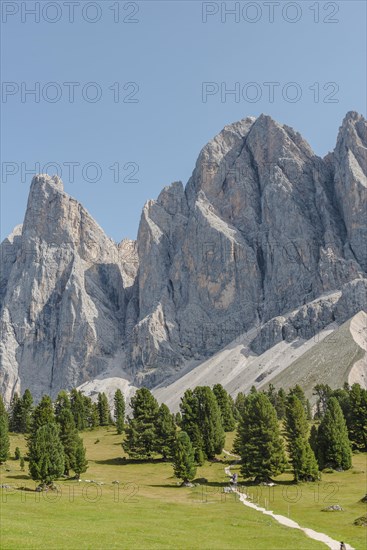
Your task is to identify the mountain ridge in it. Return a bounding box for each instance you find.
[1,112,366,404]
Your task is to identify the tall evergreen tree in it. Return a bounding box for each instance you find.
[56,406,78,476]
[309,424,318,455]
[289,385,312,420]
[234,392,246,420]
[114,389,125,435]
[348,384,367,451]
[284,395,319,482]
[317,397,352,470]
[70,389,86,431]
[172,431,197,484]
[213,384,236,432]
[313,384,332,419]
[9,392,22,432]
[20,389,33,432]
[97,392,110,426]
[0,396,10,463]
[275,388,287,420]
[123,388,159,459]
[82,396,98,429]
[180,387,225,461]
[55,390,71,418]
[73,436,88,479]
[31,395,55,432]
[28,423,65,486]
[237,392,287,482]
[155,403,176,459]
[180,389,204,464]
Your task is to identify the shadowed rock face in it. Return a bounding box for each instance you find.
[1,112,366,403]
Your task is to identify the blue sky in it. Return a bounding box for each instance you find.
[1,0,366,241]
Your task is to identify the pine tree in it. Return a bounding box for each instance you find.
[180,387,225,462]
[123,388,159,459]
[31,395,55,432]
[14,447,21,460]
[0,396,10,463]
[82,396,98,429]
[275,388,287,420]
[213,384,236,432]
[73,436,88,479]
[172,431,197,484]
[9,392,22,432]
[309,424,318,455]
[97,392,110,426]
[20,389,33,432]
[180,389,204,464]
[348,384,367,451]
[317,397,352,470]
[155,403,176,459]
[56,406,78,476]
[54,390,71,418]
[175,412,182,427]
[234,392,246,419]
[284,395,319,482]
[114,389,125,435]
[289,385,312,420]
[313,384,332,419]
[28,423,65,486]
[70,389,86,431]
[237,392,287,482]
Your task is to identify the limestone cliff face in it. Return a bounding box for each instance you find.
[0,175,138,403]
[1,112,366,402]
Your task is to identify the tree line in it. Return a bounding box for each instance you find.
[0,382,366,487]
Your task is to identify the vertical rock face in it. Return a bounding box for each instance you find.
[0,175,138,403]
[1,112,366,403]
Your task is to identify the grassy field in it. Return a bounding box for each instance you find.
[0,429,365,550]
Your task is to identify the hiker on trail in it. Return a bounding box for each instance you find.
[340,542,346,550]
[231,473,238,486]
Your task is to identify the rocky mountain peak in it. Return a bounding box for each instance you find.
[1,112,366,404]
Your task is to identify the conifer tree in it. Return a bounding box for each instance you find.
[20,389,33,432]
[317,397,352,470]
[9,392,22,432]
[213,384,236,432]
[275,388,287,420]
[114,389,125,435]
[28,423,65,486]
[97,392,110,426]
[155,403,176,459]
[309,424,318,455]
[289,385,312,420]
[0,395,10,463]
[234,392,246,419]
[70,389,87,430]
[172,431,197,484]
[237,392,287,482]
[73,436,88,479]
[348,384,367,451]
[31,395,55,432]
[56,406,78,476]
[123,388,159,459]
[180,389,204,464]
[54,390,71,418]
[284,395,319,482]
[180,387,225,461]
[313,384,332,419]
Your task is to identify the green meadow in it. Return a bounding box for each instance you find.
[1,429,365,549]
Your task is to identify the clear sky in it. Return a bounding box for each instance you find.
[1,0,366,242]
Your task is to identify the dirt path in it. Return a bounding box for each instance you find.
[223,450,354,550]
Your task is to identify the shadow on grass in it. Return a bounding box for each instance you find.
[95,457,169,466]
[5,474,30,480]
